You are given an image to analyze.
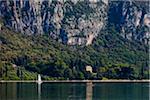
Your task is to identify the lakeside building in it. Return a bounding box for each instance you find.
[86,65,93,73]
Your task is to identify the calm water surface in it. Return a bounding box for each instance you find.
[0,82,149,100]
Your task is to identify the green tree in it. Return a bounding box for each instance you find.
[85,71,92,80]
[64,68,73,79]
[0,62,4,78]
[96,72,102,80]
[77,72,84,80]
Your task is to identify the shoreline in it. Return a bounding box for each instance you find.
[0,80,150,83]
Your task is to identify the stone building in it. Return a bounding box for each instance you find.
[86,65,93,73]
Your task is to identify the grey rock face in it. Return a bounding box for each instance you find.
[0,0,149,45]
[108,1,149,44]
[0,0,107,45]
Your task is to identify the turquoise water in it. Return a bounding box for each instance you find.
[0,82,149,100]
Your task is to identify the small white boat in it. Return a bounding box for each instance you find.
[37,74,42,84]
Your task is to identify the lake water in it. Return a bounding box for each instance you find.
[0,82,149,100]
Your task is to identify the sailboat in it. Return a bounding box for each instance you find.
[37,74,42,84]
[37,74,42,100]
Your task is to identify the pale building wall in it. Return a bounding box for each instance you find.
[86,66,93,73]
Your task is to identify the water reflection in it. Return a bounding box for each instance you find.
[0,82,149,100]
[86,82,93,100]
[38,83,41,100]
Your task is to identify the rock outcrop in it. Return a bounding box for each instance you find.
[0,0,107,45]
[108,1,149,44]
[0,0,149,45]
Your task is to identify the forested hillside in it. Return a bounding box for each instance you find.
[0,26,149,80]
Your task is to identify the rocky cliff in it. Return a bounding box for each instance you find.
[108,1,149,44]
[0,0,149,45]
[0,0,107,45]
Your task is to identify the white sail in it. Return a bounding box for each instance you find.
[38,74,41,82]
[37,74,42,84]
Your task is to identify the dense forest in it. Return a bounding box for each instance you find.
[0,25,149,80]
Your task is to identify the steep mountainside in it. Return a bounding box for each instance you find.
[0,0,149,80]
[0,0,149,45]
[0,26,149,79]
[108,1,149,44]
[0,0,107,45]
